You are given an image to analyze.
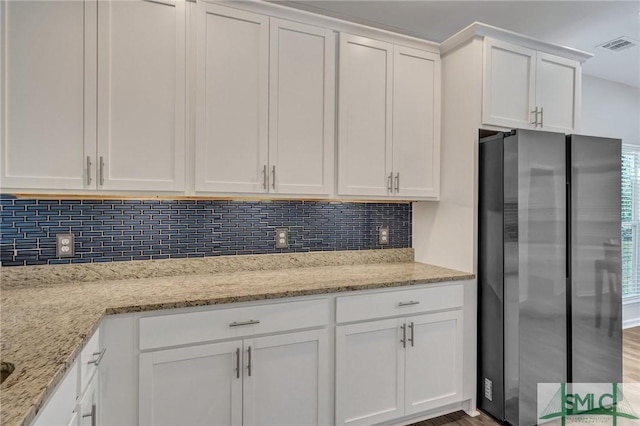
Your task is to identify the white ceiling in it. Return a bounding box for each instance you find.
[274,0,640,87]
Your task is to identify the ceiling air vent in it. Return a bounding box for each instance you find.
[597,36,638,53]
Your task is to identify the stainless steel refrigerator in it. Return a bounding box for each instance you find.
[478,129,623,426]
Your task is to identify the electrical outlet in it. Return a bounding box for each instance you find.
[56,233,75,257]
[275,228,289,249]
[379,226,389,245]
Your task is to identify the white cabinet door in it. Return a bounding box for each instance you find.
[78,374,100,426]
[535,52,580,133]
[243,329,329,426]
[195,4,269,193]
[483,37,536,129]
[392,46,440,199]
[338,34,393,197]
[97,0,185,192]
[1,0,95,190]
[335,318,404,426]
[139,341,242,426]
[269,19,335,196]
[32,360,79,426]
[405,310,463,415]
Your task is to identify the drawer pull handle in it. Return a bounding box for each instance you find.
[82,403,97,426]
[88,348,106,366]
[229,320,260,327]
[398,301,420,307]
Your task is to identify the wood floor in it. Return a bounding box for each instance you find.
[623,326,640,382]
[409,326,640,426]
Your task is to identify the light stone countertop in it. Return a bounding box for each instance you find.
[0,249,474,426]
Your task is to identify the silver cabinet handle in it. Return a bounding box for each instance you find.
[247,346,252,377]
[229,319,260,327]
[235,348,240,379]
[99,156,105,186]
[539,107,544,128]
[262,165,267,190]
[82,403,96,426]
[398,301,420,307]
[408,322,415,347]
[387,173,393,192]
[395,172,400,193]
[531,106,539,127]
[400,323,406,348]
[271,165,276,190]
[87,348,106,366]
[86,156,92,186]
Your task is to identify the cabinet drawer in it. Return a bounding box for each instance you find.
[336,284,463,323]
[139,299,329,350]
[79,327,102,395]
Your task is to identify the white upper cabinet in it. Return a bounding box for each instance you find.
[97,0,186,192]
[338,33,441,200]
[269,19,335,196]
[195,6,335,196]
[1,0,186,193]
[483,37,580,133]
[535,52,581,133]
[195,4,269,194]
[392,46,440,199]
[1,0,93,190]
[338,34,393,197]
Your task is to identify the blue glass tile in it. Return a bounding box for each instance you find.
[2,260,25,266]
[49,259,72,265]
[0,199,412,266]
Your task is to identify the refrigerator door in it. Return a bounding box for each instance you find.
[478,134,506,421]
[569,135,622,384]
[504,129,567,426]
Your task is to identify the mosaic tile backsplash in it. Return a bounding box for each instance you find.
[0,195,412,266]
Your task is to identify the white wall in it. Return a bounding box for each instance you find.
[581,75,640,145]
[582,74,640,328]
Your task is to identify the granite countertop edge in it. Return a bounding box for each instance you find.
[0,249,475,426]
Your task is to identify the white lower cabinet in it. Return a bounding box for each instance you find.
[244,330,329,426]
[139,341,243,426]
[139,329,328,426]
[31,327,104,426]
[335,286,464,426]
[404,310,464,415]
[33,282,470,426]
[336,318,405,425]
[78,373,100,426]
[32,359,79,426]
[137,298,330,426]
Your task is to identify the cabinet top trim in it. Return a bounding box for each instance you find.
[440,21,593,62]
[206,0,440,53]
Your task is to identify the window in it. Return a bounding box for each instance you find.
[621,146,640,298]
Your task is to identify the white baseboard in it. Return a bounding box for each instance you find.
[623,318,640,329]
[623,297,640,329]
